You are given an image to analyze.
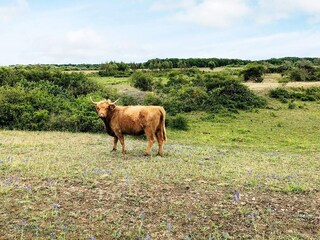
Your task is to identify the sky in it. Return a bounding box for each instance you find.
[0,0,320,65]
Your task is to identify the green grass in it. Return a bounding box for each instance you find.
[89,76,130,86]
[89,76,147,100]
[171,102,320,152]
[1,101,320,239]
[1,73,320,239]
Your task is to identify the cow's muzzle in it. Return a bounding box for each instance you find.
[99,114,106,119]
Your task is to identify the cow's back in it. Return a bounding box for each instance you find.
[111,106,163,135]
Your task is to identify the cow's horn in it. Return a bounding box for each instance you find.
[112,98,120,104]
[90,96,98,105]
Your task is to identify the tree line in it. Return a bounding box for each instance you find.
[15,57,319,73]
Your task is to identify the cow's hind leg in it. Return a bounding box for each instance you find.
[156,131,164,157]
[111,136,118,152]
[144,131,155,156]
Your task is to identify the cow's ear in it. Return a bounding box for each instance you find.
[109,104,116,111]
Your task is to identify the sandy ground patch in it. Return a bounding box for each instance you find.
[244,81,320,91]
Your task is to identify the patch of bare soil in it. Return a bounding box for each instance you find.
[244,81,320,91]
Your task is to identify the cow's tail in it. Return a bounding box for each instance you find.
[159,107,167,142]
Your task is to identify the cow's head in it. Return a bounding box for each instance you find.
[90,97,119,119]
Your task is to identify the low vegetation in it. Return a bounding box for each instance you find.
[1,57,320,239]
[0,65,267,132]
[1,103,319,239]
[270,87,320,102]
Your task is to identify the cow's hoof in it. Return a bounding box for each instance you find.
[111,149,117,152]
[157,153,164,157]
[144,152,150,156]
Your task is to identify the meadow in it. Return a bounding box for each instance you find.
[1,98,320,239]
[1,63,320,239]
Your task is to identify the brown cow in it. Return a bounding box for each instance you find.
[90,97,166,156]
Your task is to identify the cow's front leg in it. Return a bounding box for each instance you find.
[111,137,118,152]
[118,134,126,154]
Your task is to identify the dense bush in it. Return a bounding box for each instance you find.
[0,66,111,132]
[0,65,98,97]
[162,72,266,115]
[166,74,190,89]
[289,69,307,81]
[121,95,141,106]
[269,87,320,102]
[166,114,189,130]
[163,86,208,114]
[205,78,267,112]
[242,63,266,82]
[143,92,163,106]
[99,61,131,77]
[130,71,155,91]
[286,60,320,82]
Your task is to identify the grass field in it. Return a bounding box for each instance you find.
[1,98,320,239]
[89,76,147,101]
[89,76,130,86]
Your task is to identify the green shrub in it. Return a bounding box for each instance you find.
[163,72,266,114]
[204,78,267,112]
[143,92,162,105]
[166,74,190,89]
[269,87,320,102]
[286,60,319,82]
[163,86,208,114]
[242,63,265,82]
[269,88,290,99]
[99,61,118,76]
[288,101,297,109]
[166,114,189,130]
[121,95,140,106]
[130,71,154,91]
[0,66,107,132]
[289,69,307,81]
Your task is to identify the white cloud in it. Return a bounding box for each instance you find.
[150,0,195,11]
[258,0,320,13]
[1,1,320,65]
[65,28,104,49]
[152,0,320,27]
[0,0,28,23]
[193,30,320,59]
[256,0,320,24]
[171,0,251,28]
[28,28,108,63]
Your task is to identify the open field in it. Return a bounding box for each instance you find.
[89,76,147,101]
[1,100,320,239]
[89,76,130,86]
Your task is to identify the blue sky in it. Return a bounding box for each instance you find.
[1,0,320,65]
